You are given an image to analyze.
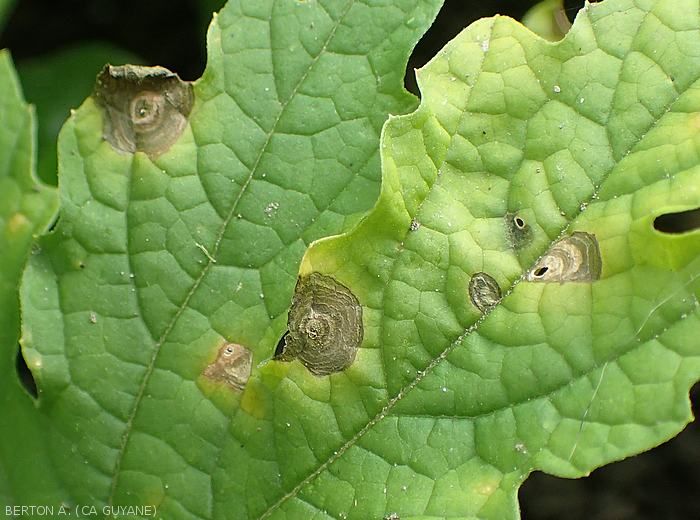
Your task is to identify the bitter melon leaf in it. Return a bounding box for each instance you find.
[269,0,700,518]
[0,51,61,505]
[19,0,442,517]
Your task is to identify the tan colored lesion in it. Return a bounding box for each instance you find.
[203,343,253,391]
[93,64,194,156]
[527,231,602,282]
[469,272,502,313]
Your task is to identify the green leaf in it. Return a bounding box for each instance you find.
[0,51,61,506]
[17,43,142,185]
[19,0,442,516]
[290,0,700,517]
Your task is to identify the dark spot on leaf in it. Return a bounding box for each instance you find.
[469,272,502,313]
[505,212,532,249]
[203,343,252,391]
[279,273,363,376]
[16,345,37,398]
[527,232,602,282]
[654,208,700,234]
[94,64,194,156]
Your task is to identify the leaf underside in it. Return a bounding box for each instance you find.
[12,0,700,519]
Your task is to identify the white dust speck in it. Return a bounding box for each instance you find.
[264,202,280,217]
[89,312,97,324]
[481,39,490,52]
[553,85,561,93]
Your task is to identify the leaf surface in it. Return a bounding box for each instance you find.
[276,0,700,517]
[19,0,442,517]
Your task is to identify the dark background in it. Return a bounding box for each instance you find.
[1,1,698,518]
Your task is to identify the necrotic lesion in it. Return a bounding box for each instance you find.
[277,272,363,376]
[94,64,194,156]
[526,231,602,282]
[469,272,502,313]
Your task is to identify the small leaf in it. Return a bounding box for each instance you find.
[0,50,62,505]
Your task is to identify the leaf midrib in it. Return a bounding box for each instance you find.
[107,0,358,506]
[257,5,699,518]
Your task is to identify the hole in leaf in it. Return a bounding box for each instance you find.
[47,215,59,232]
[15,345,37,398]
[274,332,288,358]
[654,208,700,234]
[534,266,549,277]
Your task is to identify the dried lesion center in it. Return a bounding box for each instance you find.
[130,92,164,126]
[302,310,331,340]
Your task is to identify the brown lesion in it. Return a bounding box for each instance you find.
[275,272,363,376]
[469,272,502,313]
[94,64,194,156]
[203,343,253,391]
